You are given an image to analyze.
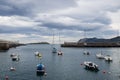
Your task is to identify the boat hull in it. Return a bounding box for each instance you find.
[36,70,45,75]
[85,65,99,71]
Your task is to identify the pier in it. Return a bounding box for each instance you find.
[0,40,24,51]
[61,42,120,47]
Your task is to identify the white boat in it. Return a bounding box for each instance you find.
[104,55,112,61]
[58,51,63,55]
[10,67,16,71]
[10,53,16,57]
[96,53,104,59]
[84,61,99,71]
[11,55,20,61]
[52,47,57,53]
[35,51,42,57]
[57,33,63,55]
[35,51,39,56]
[52,33,57,53]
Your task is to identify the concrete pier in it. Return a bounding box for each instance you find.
[0,40,24,51]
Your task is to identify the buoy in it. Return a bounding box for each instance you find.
[108,71,111,74]
[102,70,106,74]
[10,67,16,71]
[44,72,47,76]
[81,63,83,65]
[5,76,9,80]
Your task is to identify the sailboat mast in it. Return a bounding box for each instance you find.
[52,33,54,45]
[59,33,61,51]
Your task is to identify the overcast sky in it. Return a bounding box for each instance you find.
[0,0,120,43]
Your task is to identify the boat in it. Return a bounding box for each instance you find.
[10,53,16,57]
[11,55,20,61]
[35,51,42,57]
[36,63,45,75]
[96,53,104,59]
[52,33,57,53]
[83,51,90,55]
[52,47,57,53]
[104,55,112,62]
[35,51,39,56]
[10,67,16,71]
[84,61,99,71]
[57,33,63,55]
[58,51,63,55]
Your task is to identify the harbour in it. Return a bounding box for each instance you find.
[0,44,120,80]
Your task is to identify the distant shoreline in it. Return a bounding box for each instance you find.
[27,42,50,45]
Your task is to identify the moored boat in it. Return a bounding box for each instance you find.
[52,47,57,53]
[96,53,104,59]
[58,51,63,55]
[35,51,42,57]
[36,63,45,75]
[11,55,20,61]
[83,51,90,55]
[84,61,99,71]
[104,55,112,62]
[10,67,16,71]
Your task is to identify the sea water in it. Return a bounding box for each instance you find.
[0,44,120,80]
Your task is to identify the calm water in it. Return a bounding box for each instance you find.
[0,44,120,80]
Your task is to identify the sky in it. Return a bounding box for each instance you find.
[0,0,120,43]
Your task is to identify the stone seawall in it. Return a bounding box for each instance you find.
[61,42,120,47]
[0,41,24,51]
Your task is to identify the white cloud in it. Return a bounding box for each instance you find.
[0,0,120,43]
[107,10,120,30]
[0,16,41,27]
[0,33,28,42]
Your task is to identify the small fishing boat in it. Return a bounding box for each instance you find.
[52,47,57,53]
[11,55,20,61]
[58,51,63,55]
[36,63,45,75]
[52,33,57,53]
[84,61,99,71]
[104,55,112,62]
[57,33,63,56]
[35,51,42,57]
[83,51,90,55]
[96,53,104,59]
[10,67,16,71]
[10,53,16,57]
[35,51,39,56]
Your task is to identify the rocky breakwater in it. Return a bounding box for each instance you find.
[0,40,24,51]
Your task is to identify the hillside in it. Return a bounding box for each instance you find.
[78,36,120,43]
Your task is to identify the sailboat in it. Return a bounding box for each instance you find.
[57,33,63,55]
[52,33,57,53]
[83,30,90,55]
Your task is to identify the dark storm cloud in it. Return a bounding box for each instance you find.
[0,26,51,36]
[0,0,76,16]
[0,0,31,16]
[40,19,106,32]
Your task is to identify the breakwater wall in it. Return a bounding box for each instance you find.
[0,41,24,51]
[61,42,120,47]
